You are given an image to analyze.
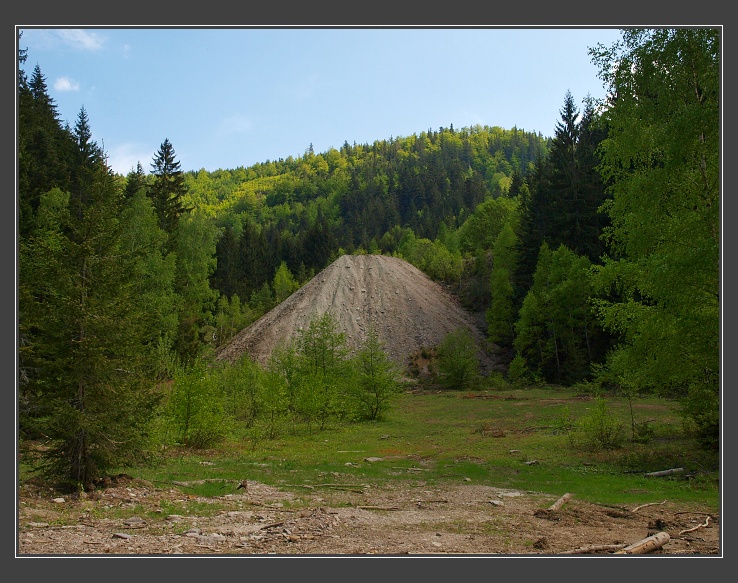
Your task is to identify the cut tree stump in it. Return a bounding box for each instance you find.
[614,531,670,554]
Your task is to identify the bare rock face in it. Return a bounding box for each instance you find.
[215,254,495,371]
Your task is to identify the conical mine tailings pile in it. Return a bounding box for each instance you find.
[215,254,497,372]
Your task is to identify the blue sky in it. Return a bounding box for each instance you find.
[18,27,624,176]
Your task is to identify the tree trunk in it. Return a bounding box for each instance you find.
[614,532,670,554]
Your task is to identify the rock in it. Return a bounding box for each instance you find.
[123,516,146,526]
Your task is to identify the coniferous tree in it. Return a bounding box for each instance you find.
[18,62,76,236]
[350,326,402,420]
[69,106,108,216]
[149,138,189,238]
[124,161,148,200]
[514,91,609,303]
[20,166,162,490]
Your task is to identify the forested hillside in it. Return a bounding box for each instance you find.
[17,28,720,491]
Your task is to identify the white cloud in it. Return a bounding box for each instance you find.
[106,143,156,176]
[53,76,80,92]
[57,29,105,51]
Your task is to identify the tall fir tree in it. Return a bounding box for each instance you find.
[148,138,189,239]
[514,91,609,303]
[20,166,163,490]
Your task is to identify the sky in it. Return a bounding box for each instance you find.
[17,26,625,176]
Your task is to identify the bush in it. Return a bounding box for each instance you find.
[435,327,481,390]
[681,382,720,450]
[569,398,625,450]
[165,361,233,448]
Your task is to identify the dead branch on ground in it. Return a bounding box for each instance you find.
[679,516,711,536]
[560,543,628,555]
[644,468,684,478]
[632,500,667,512]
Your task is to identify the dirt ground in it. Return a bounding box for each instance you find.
[17,473,720,557]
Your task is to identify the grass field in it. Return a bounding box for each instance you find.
[116,386,720,512]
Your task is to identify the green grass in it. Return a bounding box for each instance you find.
[70,387,722,512]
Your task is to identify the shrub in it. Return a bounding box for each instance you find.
[569,398,625,450]
[435,327,481,390]
[165,361,233,448]
[681,382,720,450]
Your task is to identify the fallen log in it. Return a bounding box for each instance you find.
[614,531,670,554]
[549,492,573,511]
[644,468,684,478]
[560,543,628,555]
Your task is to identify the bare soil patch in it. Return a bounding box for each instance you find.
[17,475,719,556]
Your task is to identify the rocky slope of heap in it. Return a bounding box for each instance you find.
[215,254,496,372]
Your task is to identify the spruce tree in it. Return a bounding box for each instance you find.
[148,138,189,238]
[20,167,162,490]
[124,161,148,200]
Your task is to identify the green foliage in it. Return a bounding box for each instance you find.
[569,398,626,451]
[398,232,463,285]
[514,243,596,385]
[219,356,263,426]
[148,138,189,237]
[589,29,720,437]
[294,313,352,430]
[173,209,219,364]
[256,363,290,440]
[506,354,530,386]
[214,294,253,347]
[458,194,519,255]
[349,327,403,420]
[119,189,179,378]
[487,221,519,346]
[435,327,482,390]
[165,361,233,448]
[273,261,299,304]
[680,382,720,449]
[19,169,163,490]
